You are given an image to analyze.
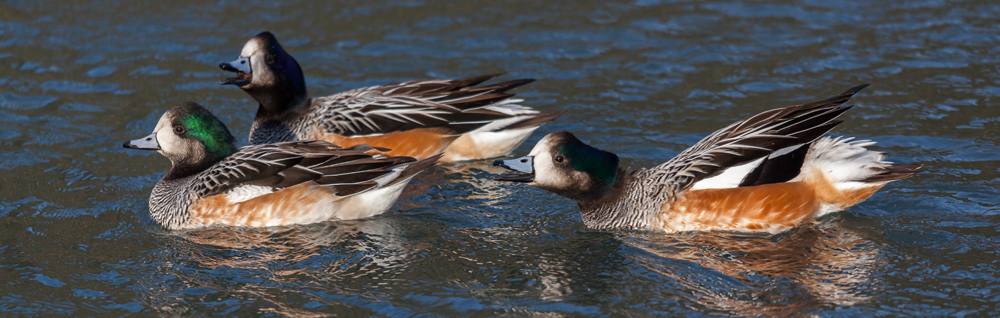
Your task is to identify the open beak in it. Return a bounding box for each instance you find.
[492,156,535,182]
[123,133,160,150]
[219,57,252,86]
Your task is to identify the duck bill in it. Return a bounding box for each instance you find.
[492,156,535,183]
[219,57,252,86]
[123,133,160,150]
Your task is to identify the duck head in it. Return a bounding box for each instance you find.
[220,31,308,116]
[494,131,620,202]
[124,102,237,180]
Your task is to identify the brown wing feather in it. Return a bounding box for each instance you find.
[196,141,420,198]
[317,74,537,136]
[647,84,870,192]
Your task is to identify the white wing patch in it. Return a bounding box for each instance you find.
[690,158,764,190]
[226,185,275,203]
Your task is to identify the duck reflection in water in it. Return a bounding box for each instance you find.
[177,220,410,269]
[145,217,414,316]
[627,218,881,316]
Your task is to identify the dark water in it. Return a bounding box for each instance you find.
[1,0,998,316]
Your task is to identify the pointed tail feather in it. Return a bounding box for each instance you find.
[860,163,923,183]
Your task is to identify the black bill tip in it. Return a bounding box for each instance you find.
[493,173,534,183]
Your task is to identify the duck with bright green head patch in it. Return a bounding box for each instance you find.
[494,85,922,234]
[123,102,441,230]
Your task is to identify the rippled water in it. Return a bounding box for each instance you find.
[1,0,998,316]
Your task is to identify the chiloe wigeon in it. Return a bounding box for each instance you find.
[219,31,565,162]
[124,102,439,229]
[494,85,921,233]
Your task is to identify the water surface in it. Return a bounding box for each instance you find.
[1,0,998,316]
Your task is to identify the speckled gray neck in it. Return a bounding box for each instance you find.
[248,98,329,144]
[148,175,198,230]
[578,169,676,231]
[248,118,303,144]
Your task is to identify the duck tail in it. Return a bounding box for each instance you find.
[797,136,922,215]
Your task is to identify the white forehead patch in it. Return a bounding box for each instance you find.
[240,38,263,58]
[526,138,561,188]
[153,112,183,158]
[152,113,171,133]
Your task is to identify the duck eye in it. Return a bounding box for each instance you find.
[173,126,185,135]
[265,54,275,64]
[554,155,564,163]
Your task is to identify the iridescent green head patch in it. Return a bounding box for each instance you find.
[558,141,619,185]
[172,102,236,159]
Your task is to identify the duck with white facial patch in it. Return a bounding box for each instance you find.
[219,31,566,162]
[123,102,440,230]
[494,85,922,234]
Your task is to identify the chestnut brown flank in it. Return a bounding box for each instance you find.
[662,182,819,232]
[660,169,886,232]
[310,127,456,160]
[188,183,336,227]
